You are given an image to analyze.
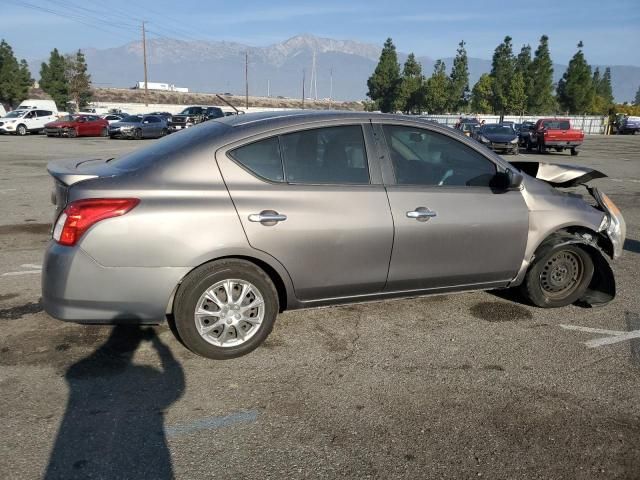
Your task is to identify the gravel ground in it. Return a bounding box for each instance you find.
[0,133,639,479]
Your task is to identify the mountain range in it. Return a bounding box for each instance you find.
[34,34,640,103]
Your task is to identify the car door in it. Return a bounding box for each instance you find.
[376,123,528,292]
[216,123,394,301]
[23,110,37,130]
[34,110,51,130]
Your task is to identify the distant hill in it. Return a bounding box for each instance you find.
[30,34,640,103]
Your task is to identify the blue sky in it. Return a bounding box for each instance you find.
[2,0,639,66]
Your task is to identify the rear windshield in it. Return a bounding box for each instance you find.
[109,121,229,171]
[542,120,570,129]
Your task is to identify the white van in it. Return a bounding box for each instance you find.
[0,105,6,117]
[17,99,59,115]
[0,108,57,135]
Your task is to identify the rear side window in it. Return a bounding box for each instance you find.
[36,110,52,117]
[280,125,369,184]
[382,125,496,187]
[542,120,570,129]
[229,137,284,182]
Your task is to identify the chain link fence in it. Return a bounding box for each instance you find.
[419,115,607,134]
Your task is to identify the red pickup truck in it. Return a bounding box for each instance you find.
[533,118,584,156]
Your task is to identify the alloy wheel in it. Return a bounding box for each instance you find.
[194,279,264,348]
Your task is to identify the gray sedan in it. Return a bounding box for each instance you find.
[108,114,169,139]
[42,111,626,359]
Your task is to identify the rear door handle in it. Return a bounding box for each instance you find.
[407,207,437,222]
[248,210,287,224]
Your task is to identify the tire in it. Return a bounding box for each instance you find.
[173,259,279,359]
[67,128,77,138]
[537,141,546,154]
[134,128,142,140]
[570,147,579,156]
[16,124,27,136]
[161,128,168,137]
[554,147,563,152]
[101,127,108,137]
[522,244,594,308]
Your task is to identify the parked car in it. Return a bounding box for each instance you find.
[16,99,58,115]
[102,113,128,125]
[108,114,169,139]
[533,118,584,155]
[42,112,625,359]
[616,115,640,135]
[148,111,173,124]
[45,115,109,138]
[0,109,57,135]
[169,106,208,131]
[518,121,537,149]
[475,123,519,154]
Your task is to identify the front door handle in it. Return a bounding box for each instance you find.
[248,210,287,225]
[406,207,437,222]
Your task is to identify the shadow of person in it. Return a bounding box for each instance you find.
[44,325,185,480]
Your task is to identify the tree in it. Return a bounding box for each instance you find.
[470,74,493,113]
[557,41,595,114]
[507,70,527,114]
[0,39,33,108]
[40,48,69,110]
[448,40,469,112]
[65,50,92,109]
[424,60,450,114]
[635,85,640,105]
[367,38,401,113]
[490,36,515,116]
[598,67,614,105]
[397,53,425,114]
[515,44,533,110]
[529,35,555,114]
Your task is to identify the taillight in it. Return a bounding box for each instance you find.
[53,198,139,246]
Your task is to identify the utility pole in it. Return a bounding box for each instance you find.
[142,21,148,106]
[245,51,249,110]
[302,69,305,109]
[267,79,270,98]
[329,67,333,107]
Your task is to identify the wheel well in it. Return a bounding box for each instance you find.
[168,255,289,315]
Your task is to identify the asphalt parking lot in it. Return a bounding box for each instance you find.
[0,133,639,479]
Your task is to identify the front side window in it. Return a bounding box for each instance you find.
[382,125,496,187]
[280,125,369,184]
[229,136,284,182]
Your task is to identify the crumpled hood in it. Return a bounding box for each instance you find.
[509,161,607,188]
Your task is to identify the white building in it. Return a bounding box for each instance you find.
[133,81,189,93]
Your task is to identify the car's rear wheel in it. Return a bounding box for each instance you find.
[16,124,27,136]
[101,127,108,137]
[173,259,279,359]
[570,147,579,156]
[161,128,168,137]
[134,128,142,140]
[522,244,594,308]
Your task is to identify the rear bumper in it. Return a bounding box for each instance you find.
[42,242,189,324]
[542,140,582,148]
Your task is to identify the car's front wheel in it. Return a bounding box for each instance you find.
[522,244,594,308]
[173,259,279,359]
[16,124,27,136]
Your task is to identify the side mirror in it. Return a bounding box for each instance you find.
[491,169,523,191]
[143,120,149,124]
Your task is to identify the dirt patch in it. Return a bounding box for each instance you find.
[0,301,43,320]
[469,301,533,322]
[0,223,51,235]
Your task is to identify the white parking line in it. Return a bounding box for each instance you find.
[1,264,42,277]
[559,324,640,348]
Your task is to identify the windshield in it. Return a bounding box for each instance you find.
[5,110,27,118]
[484,125,515,135]
[121,115,143,123]
[180,107,202,115]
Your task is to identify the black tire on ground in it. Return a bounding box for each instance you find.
[537,141,546,154]
[173,259,279,359]
[570,147,579,156]
[161,128,168,137]
[134,128,142,140]
[521,244,594,308]
[16,124,27,136]
[555,147,563,152]
[68,128,77,138]
[101,127,108,137]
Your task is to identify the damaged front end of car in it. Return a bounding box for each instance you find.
[510,161,627,306]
